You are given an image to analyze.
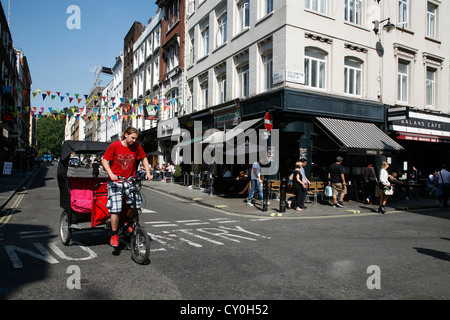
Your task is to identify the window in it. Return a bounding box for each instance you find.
[189,33,195,66]
[155,29,160,48]
[201,25,209,57]
[345,0,363,25]
[140,45,145,65]
[217,75,227,104]
[200,82,209,109]
[167,88,178,118]
[344,58,362,96]
[217,13,227,48]
[133,77,138,99]
[237,64,249,98]
[167,44,179,71]
[426,68,436,107]
[147,38,153,57]
[262,0,274,16]
[133,52,138,70]
[262,52,273,91]
[187,81,194,113]
[236,0,250,34]
[304,49,326,90]
[306,0,327,14]
[397,61,408,103]
[153,57,159,85]
[187,0,195,15]
[426,3,437,38]
[398,0,408,29]
[146,65,152,92]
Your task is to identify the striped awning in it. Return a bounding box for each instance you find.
[315,117,404,153]
[202,118,262,144]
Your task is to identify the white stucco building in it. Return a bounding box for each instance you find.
[100,53,124,142]
[183,0,450,177]
[132,8,163,132]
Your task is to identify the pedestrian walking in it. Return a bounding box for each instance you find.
[364,163,378,204]
[292,161,307,211]
[92,158,100,178]
[246,160,265,206]
[299,157,310,207]
[436,164,450,208]
[378,161,393,214]
[328,156,347,208]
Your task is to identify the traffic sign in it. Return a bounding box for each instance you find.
[264,112,273,132]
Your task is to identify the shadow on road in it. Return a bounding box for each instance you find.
[414,247,450,262]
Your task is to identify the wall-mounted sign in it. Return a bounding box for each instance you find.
[389,109,450,143]
[286,70,305,84]
[1,113,15,123]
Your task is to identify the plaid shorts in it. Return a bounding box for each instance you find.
[106,180,142,214]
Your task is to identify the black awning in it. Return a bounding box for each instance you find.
[315,117,404,154]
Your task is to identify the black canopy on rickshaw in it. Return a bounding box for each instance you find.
[57,140,110,212]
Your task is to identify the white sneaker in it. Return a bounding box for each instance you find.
[336,201,345,208]
[246,201,254,206]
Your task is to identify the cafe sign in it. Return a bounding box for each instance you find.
[389,109,450,143]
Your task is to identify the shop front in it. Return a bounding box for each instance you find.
[156,117,180,166]
[240,88,405,192]
[388,107,450,180]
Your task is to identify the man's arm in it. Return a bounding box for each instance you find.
[101,158,117,181]
[340,173,346,185]
[141,157,152,180]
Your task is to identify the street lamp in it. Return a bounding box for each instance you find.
[372,18,396,35]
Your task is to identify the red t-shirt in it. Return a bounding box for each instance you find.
[103,141,146,179]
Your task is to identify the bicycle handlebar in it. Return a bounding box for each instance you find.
[115,175,146,184]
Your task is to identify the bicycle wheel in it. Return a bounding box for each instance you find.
[130,226,150,264]
[59,210,72,246]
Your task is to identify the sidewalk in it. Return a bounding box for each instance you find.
[142,180,442,217]
[0,165,39,210]
[0,168,441,217]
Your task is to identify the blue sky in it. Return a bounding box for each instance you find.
[1,0,158,110]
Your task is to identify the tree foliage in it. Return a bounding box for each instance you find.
[37,117,65,157]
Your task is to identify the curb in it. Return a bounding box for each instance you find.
[0,166,41,210]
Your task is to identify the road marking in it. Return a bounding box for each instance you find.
[0,210,13,229]
[20,230,56,239]
[141,208,156,214]
[145,222,179,227]
[270,213,283,217]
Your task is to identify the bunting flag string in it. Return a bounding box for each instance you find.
[1,85,180,121]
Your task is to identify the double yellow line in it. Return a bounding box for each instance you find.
[0,210,13,229]
[0,168,39,229]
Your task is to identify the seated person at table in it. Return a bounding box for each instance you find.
[223,167,232,178]
[237,171,251,196]
[389,172,407,199]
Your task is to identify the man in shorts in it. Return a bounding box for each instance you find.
[328,156,347,208]
[102,127,152,247]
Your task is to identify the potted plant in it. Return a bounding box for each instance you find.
[173,164,182,182]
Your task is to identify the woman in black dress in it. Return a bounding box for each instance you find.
[292,161,306,211]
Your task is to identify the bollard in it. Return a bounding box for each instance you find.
[209,174,214,196]
[263,178,268,212]
[280,177,287,213]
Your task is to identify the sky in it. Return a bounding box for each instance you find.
[1,0,158,111]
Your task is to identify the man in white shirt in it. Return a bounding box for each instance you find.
[246,160,264,206]
[437,164,450,208]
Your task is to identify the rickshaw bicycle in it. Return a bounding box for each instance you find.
[57,140,151,265]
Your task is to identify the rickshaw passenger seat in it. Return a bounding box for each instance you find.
[68,177,108,214]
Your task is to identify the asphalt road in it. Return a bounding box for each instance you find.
[1,164,450,304]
